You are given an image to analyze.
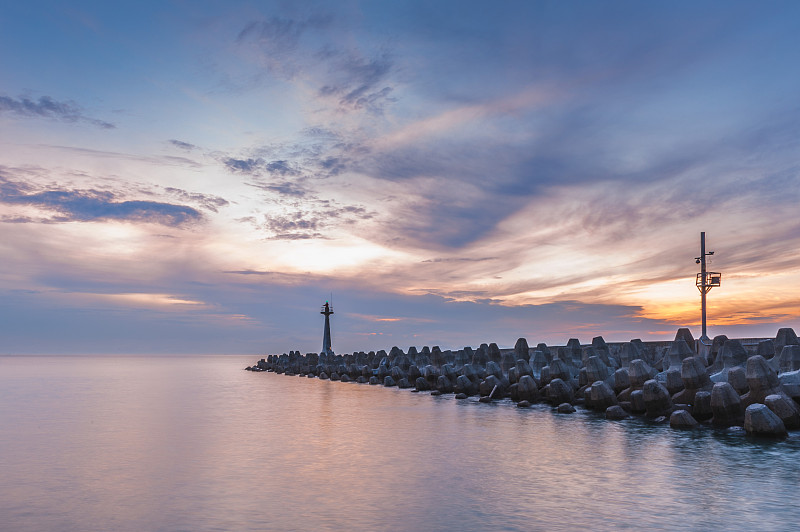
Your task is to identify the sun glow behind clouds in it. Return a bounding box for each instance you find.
[212,234,413,276]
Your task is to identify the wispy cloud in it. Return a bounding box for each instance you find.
[168,139,197,151]
[163,187,229,213]
[0,94,115,129]
[236,13,397,115]
[236,15,334,79]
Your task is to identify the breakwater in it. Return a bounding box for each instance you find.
[248,327,800,438]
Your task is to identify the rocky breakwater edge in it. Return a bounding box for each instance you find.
[247,327,800,439]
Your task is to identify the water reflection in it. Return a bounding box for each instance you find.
[1,356,799,531]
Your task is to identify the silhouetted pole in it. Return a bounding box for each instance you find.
[700,232,707,338]
[321,301,334,355]
[695,232,720,342]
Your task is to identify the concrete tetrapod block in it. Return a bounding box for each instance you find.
[606,405,628,420]
[743,355,785,407]
[757,339,775,359]
[407,365,422,382]
[454,375,477,396]
[566,338,583,366]
[557,403,576,414]
[710,340,748,385]
[744,404,787,438]
[460,363,483,382]
[670,409,699,429]
[727,367,748,395]
[673,356,713,405]
[471,346,488,367]
[485,361,504,380]
[488,343,502,364]
[674,328,696,350]
[441,364,458,382]
[692,391,713,421]
[710,382,744,427]
[547,378,574,405]
[391,366,407,382]
[778,345,800,373]
[619,342,641,368]
[508,359,533,385]
[585,356,611,383]
[630,390,646,414]
[549,358,575,383]
[516,374,540,403]
[514,338,530,362]
[500,352,517,374]
[764,394,800,430]
[664,339,695,373]
[578,368,589,390]
[665,369,684,395]
[778,369,800,403]
[643,379,674,418]
[613,368,630,395]
[540,366,552,386]
[436,375,453,393]
[536,344,552,362]
[422,364,441,381]
[530,351,548,379]
[707,335,729,372]
[617,359,656,402]
[775,327,799,356]
[479,375,509,398]
[588,381,618,412]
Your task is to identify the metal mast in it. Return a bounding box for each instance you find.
[695,232,721,341]
[321,301,334,355]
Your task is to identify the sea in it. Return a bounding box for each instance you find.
[1,355,799,531]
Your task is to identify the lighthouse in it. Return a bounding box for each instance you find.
[320,301,334,356]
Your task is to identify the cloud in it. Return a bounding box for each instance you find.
[318,52,396,113]
[222,154,302,178]
[421,257,498,263]
[168,139,197,151]
[264,212,323,240]
[265,159,300,176]
[163,187,229,212]
[0,94,115,129]
[236,13,397,115]
[224,157,263,173]
[248,181,307,197]
[260,201,375,240]
[236,15,334,79]
[0,176,203,226]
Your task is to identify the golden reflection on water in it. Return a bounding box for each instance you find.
[1,356,800,531]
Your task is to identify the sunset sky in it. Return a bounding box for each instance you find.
[2,1,799,355]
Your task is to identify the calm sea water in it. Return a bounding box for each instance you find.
[1,355,799,531]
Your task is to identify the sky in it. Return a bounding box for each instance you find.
[1,0,800,355]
